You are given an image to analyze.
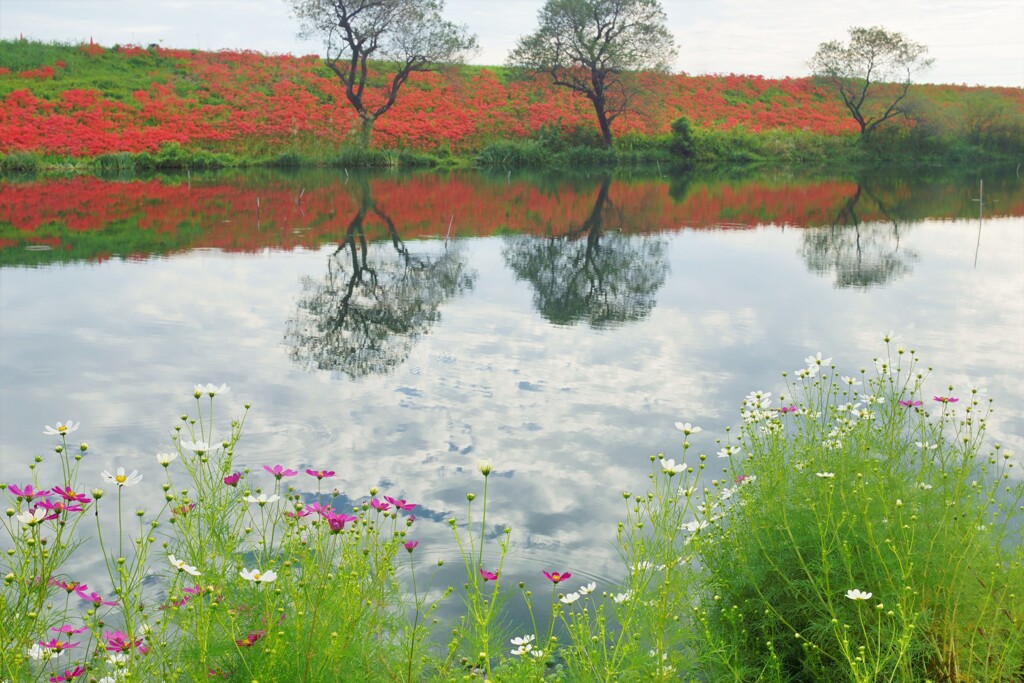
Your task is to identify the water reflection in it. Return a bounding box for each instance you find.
[801,181,918,288]
[502,176,669,327]
[284,178,476,378]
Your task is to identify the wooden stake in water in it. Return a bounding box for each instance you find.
[972,179,983,268]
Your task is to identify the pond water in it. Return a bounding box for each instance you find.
[1,166,1022,611]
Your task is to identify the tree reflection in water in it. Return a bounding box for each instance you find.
[284,178,476,378]
[502,176,669,328]
[801,180,918,288]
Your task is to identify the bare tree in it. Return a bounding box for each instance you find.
[288,0,477,144]
[810,26,933,137]
[507,0,677,148]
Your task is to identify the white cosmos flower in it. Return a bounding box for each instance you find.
[476,459,493,476]
[815,472,836,479]
[846,589,872,600]
[915,441,938,450]
[560,592,580,604]
[156,452,178,466]
[168,554,201,576]
[612,591,633,603]
[179,439,211,454]
[101,467,143,487]
[805,352,832,367]
[841,376,862,386]
[17,508,48,526]
[578,582,597,595]
[716,445,740,459]
[918,482,933,490]
[26,643,52,660]
[681,520,708,533]
[660,458,686,475]
[510,634,535,646]
[510,644,532,656]
[44,420,79,436]
[240,568,277,584]
[674,422,701,435]
[245,493,280,506]
[195,383,230,396]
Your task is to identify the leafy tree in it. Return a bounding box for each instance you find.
[502,176,669,327]
[287,0,477,145]
[809,26,933,137]
[507,0,677,148]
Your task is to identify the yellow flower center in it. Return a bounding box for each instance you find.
[115,475,127,483]
[253,572,262,581]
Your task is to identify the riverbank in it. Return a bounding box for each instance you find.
[2,39,1022,175]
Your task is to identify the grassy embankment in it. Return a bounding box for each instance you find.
[0,39,1022,174]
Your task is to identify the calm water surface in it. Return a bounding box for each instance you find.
[1,167,1022,604]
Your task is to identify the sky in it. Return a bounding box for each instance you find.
[0,0,1022,87]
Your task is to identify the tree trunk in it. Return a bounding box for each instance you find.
[591,96,613,148]
[354,114,375,148]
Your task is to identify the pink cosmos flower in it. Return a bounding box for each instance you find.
[384,495,416,511]
[40,638,78,651]
[49,667,86,682]
[264,464,298,479]
[75,588,118,607]
[306,502,335,517]
[26,504,59,521]
[51,625,88,634]
[480,569,499,581]
[236,629,266,647]
[933,396,959,404]
[37,499,85,514]
[326,512,358,532]
[305,468,335,479]
[543,571,571,584]
[371,498,391,512]
[899,400,923,407]
[776,405,798,414]
[404,540,419,553]
[223,472,241,487]
[51,486,91,505]
[285,508,312,519]
[7,484,50,500]
[50,579,87,594]
[104,630,149,654]
[172,503,196,516]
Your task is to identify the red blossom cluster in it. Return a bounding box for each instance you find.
[7,43,1012,156]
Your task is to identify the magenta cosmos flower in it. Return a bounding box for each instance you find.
[49,667,86,682]
[933,396,959,404]
[480,569,499,581]
[775,405,798,414]
[104,630,149,653]
[899,399,923,407]
[75,588,117,607]
[51,625,88,635]
[305,468,335,479]
[384,495,416,511]
[51,486,91,505]
[49,579,87,594]
[7,484,50,500]
[403,540,419,552]
[326,511,358,532]
[543,571,571,584]
[264,464,298,479]
[39,638,79,652]
[371,498,391,512]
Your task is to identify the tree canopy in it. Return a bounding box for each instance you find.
[507,0,677,148]
[809,26,933,137]
[288,0,477,144]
